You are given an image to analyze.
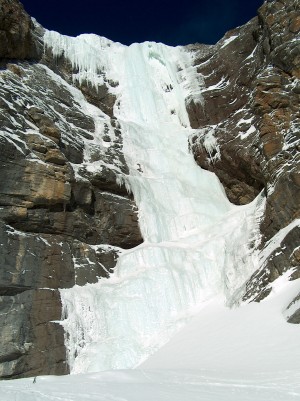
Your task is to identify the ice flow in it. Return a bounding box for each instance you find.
[44,32,264,373]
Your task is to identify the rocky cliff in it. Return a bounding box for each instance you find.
[0,0,299,379]
[0,0,142,378]
[188,0,300,304]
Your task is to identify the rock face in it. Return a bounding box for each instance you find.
[0,0,40,60]
[0,0,299,379]
[0,0,142,378]
[188,0,300,304]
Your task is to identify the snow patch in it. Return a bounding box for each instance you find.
[239,125,256,140]
[221,35,238,48]
[202,76,229,92]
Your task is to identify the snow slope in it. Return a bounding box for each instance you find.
[0,369,299,401]
[0,276,299,400]
[141,273,300,373]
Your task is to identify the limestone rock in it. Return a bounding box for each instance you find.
[0,0,142,378]
[189,0,300,303]
[0,0,41,60]
[286,293,300,324]
[0,289,67,378]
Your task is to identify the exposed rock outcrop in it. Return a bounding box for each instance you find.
[188,0,300,305]
[0,0,142,378]
[0,0,41,60]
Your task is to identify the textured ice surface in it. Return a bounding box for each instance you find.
[44,32,266,373]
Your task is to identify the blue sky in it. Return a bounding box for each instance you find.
[21,0,264,46]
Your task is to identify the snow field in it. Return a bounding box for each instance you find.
[1,276,299,400]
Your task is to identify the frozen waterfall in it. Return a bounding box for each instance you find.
[44,32,264,373]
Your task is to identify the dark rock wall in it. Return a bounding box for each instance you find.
[0,0,142,378]
[189,0,300,304]
[0,0,41,60]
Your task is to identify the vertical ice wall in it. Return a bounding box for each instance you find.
[44,32,264,373]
